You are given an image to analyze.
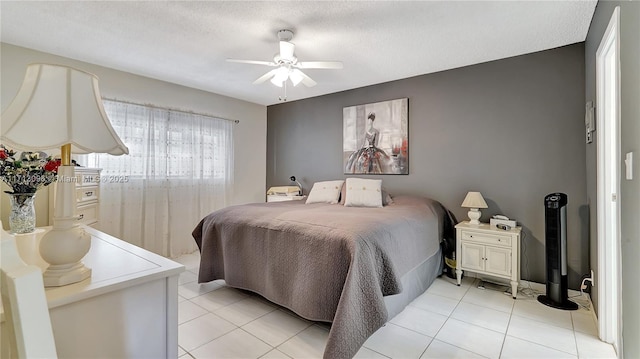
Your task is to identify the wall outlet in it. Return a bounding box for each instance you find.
[581,270,595,290]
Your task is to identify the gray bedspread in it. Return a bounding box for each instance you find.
[192,195,449,358]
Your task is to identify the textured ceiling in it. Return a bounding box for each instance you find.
[1,1,596,106]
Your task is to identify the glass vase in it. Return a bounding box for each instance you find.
[8,192,36,234]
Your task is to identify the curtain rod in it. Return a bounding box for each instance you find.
[102,97,240,124]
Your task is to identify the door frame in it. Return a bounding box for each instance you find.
[595,5,622,356]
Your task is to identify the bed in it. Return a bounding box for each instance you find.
[192,195,455,358]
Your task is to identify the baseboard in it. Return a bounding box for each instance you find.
[472,276,594,309]
[518,279,545,293]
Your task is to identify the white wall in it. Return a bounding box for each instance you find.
[1,43,267,229]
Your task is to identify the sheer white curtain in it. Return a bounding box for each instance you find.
[85,100,233,257]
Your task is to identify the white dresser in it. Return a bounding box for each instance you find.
[4,226,184,358]
[455,221,521,298]
[49,167,102,226]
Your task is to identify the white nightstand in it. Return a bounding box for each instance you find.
[267,195,306,202]
[455,221,521,298]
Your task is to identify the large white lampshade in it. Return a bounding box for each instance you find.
[1,63,128,287]
[461,191,488,225]
[1,64,127,155]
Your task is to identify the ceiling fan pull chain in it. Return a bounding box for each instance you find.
[279,79,288,102]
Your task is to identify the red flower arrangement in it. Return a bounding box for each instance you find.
[0,144,60,194]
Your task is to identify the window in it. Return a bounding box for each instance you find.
[84,99,234,257]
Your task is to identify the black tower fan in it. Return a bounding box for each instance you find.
[538,193,578,310]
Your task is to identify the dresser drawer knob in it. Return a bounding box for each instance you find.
[85,191,93,197]
[78,214,84,220]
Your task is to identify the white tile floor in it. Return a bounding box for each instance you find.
[173,252,616,359]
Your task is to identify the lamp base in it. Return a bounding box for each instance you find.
[43,262,91,287]
[468,208,482,225]
[39,224,92,287]
[39,165,92,287]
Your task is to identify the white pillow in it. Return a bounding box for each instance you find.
[344,178,383,208]
[305,180,345,204]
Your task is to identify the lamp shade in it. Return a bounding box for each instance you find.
[461,191,488,208]
[269,67,289,87]
[289,69,304,86]
[1,64,128,155]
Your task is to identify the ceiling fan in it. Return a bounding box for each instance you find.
[227,29,343,89]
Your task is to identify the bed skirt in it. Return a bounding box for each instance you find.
[384,246,443,319]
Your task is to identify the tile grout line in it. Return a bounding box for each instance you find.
[363,346,393,359]
[178,304,227,327]
[176,257,297,359]
[414,278,481,358]
[498,300,515,359]
[509,297,583,356]
[182,283,316,358]
[211,298,279,328]
[502,334,581,358]
[240,309,312,350]
[236,327,279,357]
[272,317,316,354]
[509,312,574,331]
[571,312,581,359]
[183,295,279,349]
[180,315,239,355]
[503,315,583,358]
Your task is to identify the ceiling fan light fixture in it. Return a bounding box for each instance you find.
[270,66,289,87]
[270,77,284,87]
[289,69,304,86]
[229,29,341,93]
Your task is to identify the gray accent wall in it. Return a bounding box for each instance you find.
[585,2,640,357]
[267,44,587,288]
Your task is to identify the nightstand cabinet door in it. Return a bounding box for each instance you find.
[460,242,485,271]
[485,246,512,277]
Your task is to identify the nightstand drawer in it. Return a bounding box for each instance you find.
[75,168,100,187]
[267,195,306,202]
[77,203,98,226]
[77,187,99,204]
[461,231,511,247]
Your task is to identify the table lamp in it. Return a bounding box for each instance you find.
[289,176,302,195]
[1,64,128,286]
[461,191,488,225]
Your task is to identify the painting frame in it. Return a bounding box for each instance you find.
[343,98,409,175]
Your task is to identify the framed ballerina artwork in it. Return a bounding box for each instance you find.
[343,98,408,175]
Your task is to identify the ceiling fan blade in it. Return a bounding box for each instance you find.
[292,69,317,87]
[227,59,277,66]
[253,69,277,84]
[295,61,343,69]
